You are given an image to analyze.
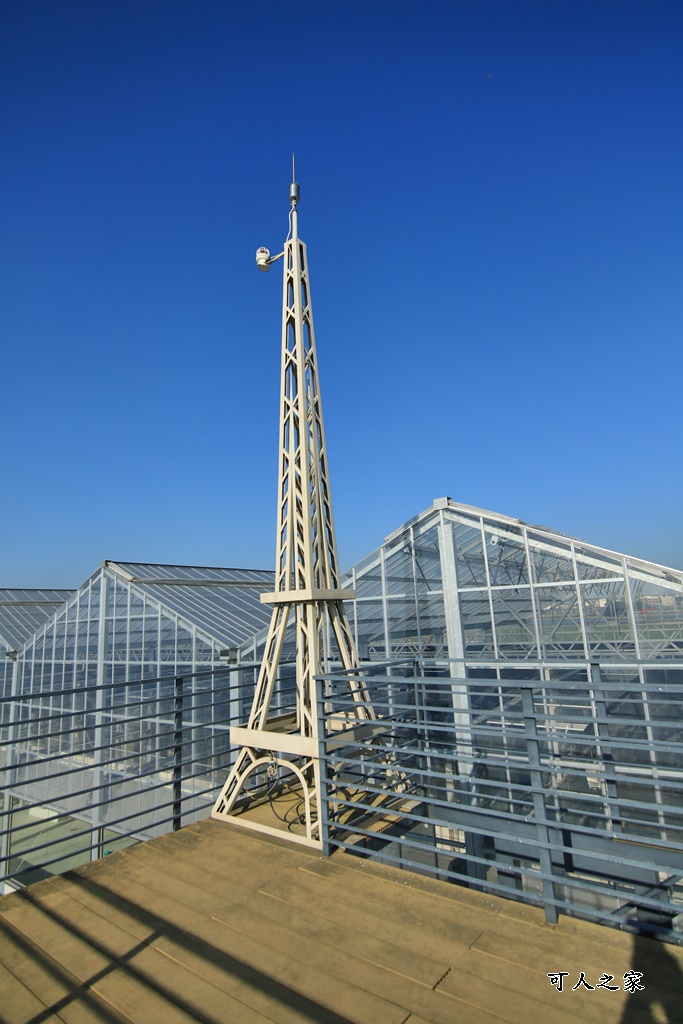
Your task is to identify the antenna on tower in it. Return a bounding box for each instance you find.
[289,153,300,207]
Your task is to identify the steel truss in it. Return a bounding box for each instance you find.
[212,176,373,847]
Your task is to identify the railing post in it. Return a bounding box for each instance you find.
[590,662,622,833]
[316,674,330,856]
[172,676,184,831]
[521,685,558,924]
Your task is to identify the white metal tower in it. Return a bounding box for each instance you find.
[212,170,373,847]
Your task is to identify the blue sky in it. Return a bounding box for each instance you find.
[2,0,682,587]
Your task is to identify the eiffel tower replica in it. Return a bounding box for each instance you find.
[212,168,375,848]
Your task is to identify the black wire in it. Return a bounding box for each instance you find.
[265,774,310,832]
[266,775,292,824]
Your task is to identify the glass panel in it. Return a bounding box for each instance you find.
[114,580,128,612]
[354,600,386,660]
[460,592,495,659]
[195,638,214,663]
[452,520,487,587]
[143,615,159,665]
[76,620,89,661]
[413,523,442,593]
[88,578,101,614]
[416,594,447,660]
[386,595,418,659]
[7,802,93,884]
[53,620,65,659]
[531,546,576,584]
[485,533,529,587]
[535,585,585,657]
[575,552,623,580]
[629,579,683,655]
[383,539,415,597]
[161,619,180,662]
[491,588,536,658]
[582,581,634,654]
[353,556,383,599]
[128,617,144,663]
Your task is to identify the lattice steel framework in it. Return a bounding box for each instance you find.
[212,175,372,847]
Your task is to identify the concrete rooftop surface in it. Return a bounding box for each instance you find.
[0,818,681,1023]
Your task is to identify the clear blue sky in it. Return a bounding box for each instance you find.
[2,0,682,587]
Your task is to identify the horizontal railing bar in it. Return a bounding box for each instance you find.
[323,835,681,930]
[1,792,217,884]
[325,814,683,915]
[322,683,683,704]
[1,685,284,741]
[0,661,270,707]
[323,752,683,835]
[323,754,683,817]
[321,711,683,761]
[327,786,683,850]
[322,700,683,741]
[0,698,242,754]
[0,708,290,768]
[0,761,222,849]
[321,659,683,675]
[0,756,226,834]
[0,740,229,801]
[1,682,255,730]
[328,663,683,676]
[325,785,683,870]
[0,700,250,748]
[423,657,683,670]
[326,658,418,674]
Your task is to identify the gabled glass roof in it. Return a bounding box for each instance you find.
[386,498,683,584]
[0,590,74,650]
[239,497,683,665]
[359,497,683,662]
[105,562,275,649]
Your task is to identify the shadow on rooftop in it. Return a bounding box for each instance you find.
[10,871,355,1024]
[619,932,683,1024]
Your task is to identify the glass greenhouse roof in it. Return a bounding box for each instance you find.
[239,497,683,667]
[354,497,683,663]
[105,562,275,649]
[385,498,683,587]
[0,590,74,650]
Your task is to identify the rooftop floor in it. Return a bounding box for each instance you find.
[0,817,681,1023]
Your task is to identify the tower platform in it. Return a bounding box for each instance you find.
[0,816,681,1023]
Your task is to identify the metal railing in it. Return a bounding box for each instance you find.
[3,653,682,946]
[0,662,278,889]
[317,658,683,944]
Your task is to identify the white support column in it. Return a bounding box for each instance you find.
[92,571,109,860]
[437,510,474,780]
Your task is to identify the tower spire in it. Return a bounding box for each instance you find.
[212,174,373,848]
[289,153,300,213]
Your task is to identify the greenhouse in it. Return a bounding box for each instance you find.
[6,558,276,787]
[232,498,683,937]
[1,589,74,724]
[12,560,274,691]
[239,496,683,672]
[1,562,274,880]
[2,503,682,936]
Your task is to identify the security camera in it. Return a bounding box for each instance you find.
[256,247,271,272]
